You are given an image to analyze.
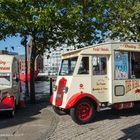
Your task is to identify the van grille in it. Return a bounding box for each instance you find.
[55,77,67,106]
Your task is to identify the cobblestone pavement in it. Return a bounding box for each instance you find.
[0,102,140,140]
[48,106,140,140]
[0,102,58,140]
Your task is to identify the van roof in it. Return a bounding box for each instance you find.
[62,42,140,58]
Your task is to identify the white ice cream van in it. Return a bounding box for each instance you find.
[0,55,20,117]
[50,42,140,124]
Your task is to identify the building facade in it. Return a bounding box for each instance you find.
[17,38,43,73]
[18,54,43,73]
[18,55,25,72]
[43,45,75,75]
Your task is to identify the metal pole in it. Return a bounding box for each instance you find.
[50,77,53,96]
[25,44,29,97]
[20,36,29,98]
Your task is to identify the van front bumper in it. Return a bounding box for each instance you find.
[0,106,13,111]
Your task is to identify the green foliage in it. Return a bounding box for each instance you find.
[1,1,139,102]
[1,0,139,49]
[0,0,109,102]
[0,0,109,53]
[107,0,140,41]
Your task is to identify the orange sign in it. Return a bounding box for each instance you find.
[0,60,6,65]
[119,44,140,50]
[125,80,139,93]
[0,67,10,70]
[93,47,109,52]
[92,79,108,93]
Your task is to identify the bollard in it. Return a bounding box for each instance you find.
[50,77,53,96]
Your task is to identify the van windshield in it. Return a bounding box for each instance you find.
[0,73,11,86]
[59,57,78,76]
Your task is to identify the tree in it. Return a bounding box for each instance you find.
[0,0,109,103]
[106,0,140,41]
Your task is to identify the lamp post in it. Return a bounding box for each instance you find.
[21,36,29,98]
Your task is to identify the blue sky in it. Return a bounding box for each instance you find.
[0,36,25,55]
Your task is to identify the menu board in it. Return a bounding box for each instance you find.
[115,51,128,79]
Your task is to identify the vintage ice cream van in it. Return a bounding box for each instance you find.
[50,42,140,124]
[0,55,20,117]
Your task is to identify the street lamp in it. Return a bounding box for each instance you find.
[21,36,29,98]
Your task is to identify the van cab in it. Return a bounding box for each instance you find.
[51,42,140,124]
[0,55,20,117]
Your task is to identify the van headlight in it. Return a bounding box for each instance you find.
[63,87,68,94]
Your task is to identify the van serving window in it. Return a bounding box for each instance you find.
[114,51,128,80]
[114,51,140,79]
[92,56,107,75]
[129,52,140,79]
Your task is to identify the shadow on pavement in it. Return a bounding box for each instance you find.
[0,98,51,129]
[93,106,140,123]
[118,124,140,140]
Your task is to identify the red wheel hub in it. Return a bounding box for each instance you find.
[76,102,93,121]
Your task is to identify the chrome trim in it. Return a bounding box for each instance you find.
[0,108,13,111]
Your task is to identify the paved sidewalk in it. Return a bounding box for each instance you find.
[48,107,140,140]
[0,102,58,140]
[1,102,140,140]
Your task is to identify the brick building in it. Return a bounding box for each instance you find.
[18,39,43,73]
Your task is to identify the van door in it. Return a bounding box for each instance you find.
[91,55,110,103]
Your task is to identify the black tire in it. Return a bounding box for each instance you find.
[53,106,67,115]
[9,103,15,118]
[8,110,15,118]
[70,99,96,124]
